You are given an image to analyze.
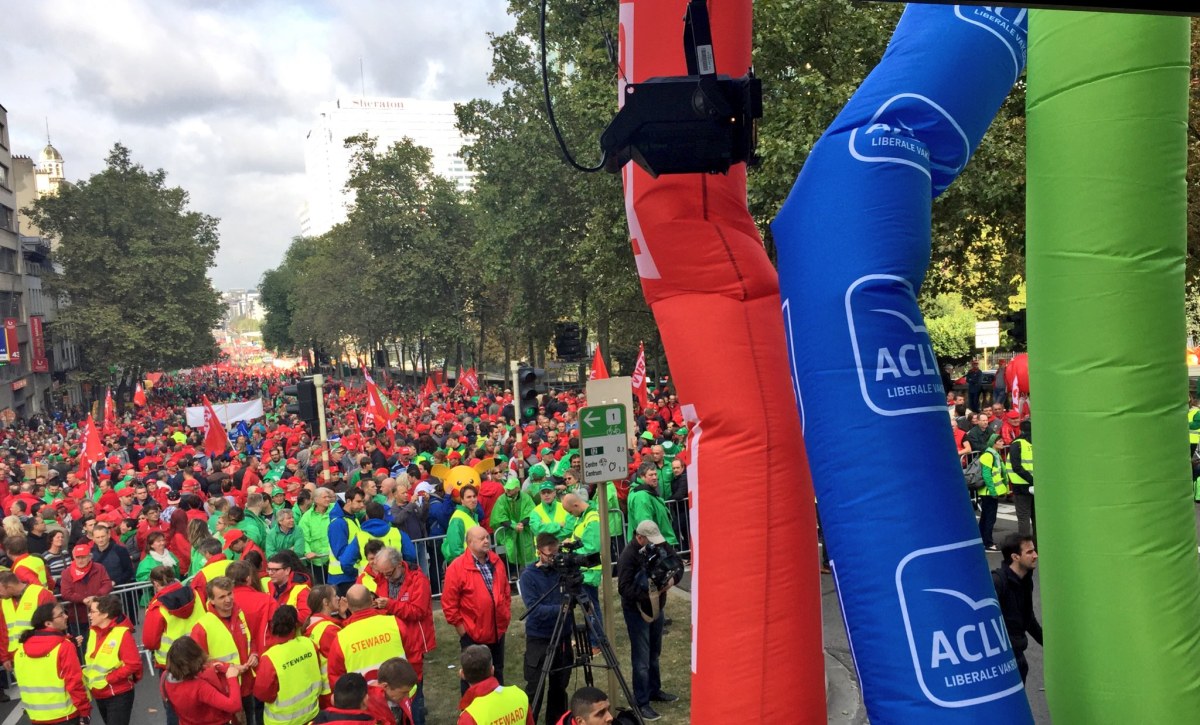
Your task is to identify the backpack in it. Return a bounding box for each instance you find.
[964,457,985,491]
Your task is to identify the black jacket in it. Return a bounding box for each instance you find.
[992,566,1043,652]
[92,540,135,585]
[617,540,678,618]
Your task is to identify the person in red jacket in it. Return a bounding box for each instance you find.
[367,657,418,725]
[163,509,193,577]
[13,602,92,724]
[313,672,376,725]
[86,594,143,724]
[227,560,278,656]
[59,543,114,650]
[161,635,248,725]
[442,525,512,695]
[253,605,322,725]
[190,577,258,707]
[370,546,434,721]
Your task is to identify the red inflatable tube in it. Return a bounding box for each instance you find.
[619,1,826,721]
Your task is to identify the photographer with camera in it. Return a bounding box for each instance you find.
[617,521,683,721]
[521,533,573,725]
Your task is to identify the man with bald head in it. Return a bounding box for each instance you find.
[325,583,408,688]
[562,492,606,638]
[442,525,512,694]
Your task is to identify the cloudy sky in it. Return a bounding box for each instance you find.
[1,0,513,290]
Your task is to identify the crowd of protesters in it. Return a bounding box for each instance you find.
[0,366,688,724]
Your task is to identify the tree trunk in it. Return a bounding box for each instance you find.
[477,306,486,376]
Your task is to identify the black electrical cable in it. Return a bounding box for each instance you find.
[540,0,606,173]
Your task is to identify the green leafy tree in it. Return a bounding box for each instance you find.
[923,292,977,362]
[27,143,222,390]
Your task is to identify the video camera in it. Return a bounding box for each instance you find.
[642,543,685,591]
[552,540,602,572]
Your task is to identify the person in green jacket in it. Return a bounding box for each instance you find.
[489,477,536,569]
[236,493,270,549]
[626,463,678,546]
[300,487,334,568]
[266,508,304,560]
[136,531,181,605]
[441,484,483,562]
[529,482,572,540]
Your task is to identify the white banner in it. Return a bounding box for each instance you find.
[185,398,264,428]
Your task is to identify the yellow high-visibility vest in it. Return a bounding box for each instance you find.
[193,611,249,666]
[152,602,203,668]
[463,684,530,725]
[334,612,406,684]
[83,624,132,691]
[13,556,50,587]
[327,517,362,576]
[532,502,567,526]
[354,526,402,570]
[261,636,322,725]
[1009,439,1034,486]
[15,639,79,723]
[1,583,48,654]
[306,618,337,693]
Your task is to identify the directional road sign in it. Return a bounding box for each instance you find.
[580,403,629,484]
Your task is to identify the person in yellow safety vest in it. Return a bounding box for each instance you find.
[141,566,203,725]
[13,601,92,724]
[327,488,367,594]
[85,594,143,724]
[190,537,232,606]
[304,584,342,708]
[190,576,258,706]
[325,584,407,688]
[1008,420,1036,538]
[0,570,55,681]
[344,502,405,571]
[268,551,314,624]
[561,493,606,636]
[530,482,570,541]
[1189,395,1200,457]
[7,535,50,588]
[978,433,1010,552]
[442,485,484,562]
[253,605,323,725]
[457,643,530,725]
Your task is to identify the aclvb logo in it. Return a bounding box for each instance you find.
[896,540,1025,707]
[844,274,947,417]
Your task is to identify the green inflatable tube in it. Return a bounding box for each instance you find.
[1027,11,1200,723]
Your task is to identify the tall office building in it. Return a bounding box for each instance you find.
[301,97,473,237]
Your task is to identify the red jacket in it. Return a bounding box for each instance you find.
[457,677,533,725]
[58,561,114,625]
[232,584,278,655]
[367,683,414,725]
[16,628,91,722]
[270,571,313,623]
[359,563,435,680]
[87,614,143,699]
[142,582,201,668]
[441,550,511,645]
[161,663,243,725]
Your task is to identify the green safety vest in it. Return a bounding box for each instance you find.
[15,640,78,723]
[261,636,322,725]
[354,526,403,571]
[83,624,132,691]
[533,502,567,527]
[1189,407,1200,444]
[327,517,363,576]
[565,509,603,586]
[1008,439,1034,486]
[463,684,530,725]
[980,448,1010,497]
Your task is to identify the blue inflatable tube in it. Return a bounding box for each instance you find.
[772,5,1032,723]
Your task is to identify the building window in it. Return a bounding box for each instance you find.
[0,163,8,188]
[0,248,16,274]
[0,205,12,233]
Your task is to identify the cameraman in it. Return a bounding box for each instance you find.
[617,521,682,722]
[521,533,573,725]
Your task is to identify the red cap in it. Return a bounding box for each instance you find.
[72,544,92,558]
[374,468,389,476]
[286,458,298,466]
[223,529,246,546]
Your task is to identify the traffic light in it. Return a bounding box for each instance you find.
[516,365,547,421]
[1003,309,1028,349]
[282,377,319,428]
[555,322,583,361]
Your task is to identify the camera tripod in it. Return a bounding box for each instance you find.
[522,576,645,725]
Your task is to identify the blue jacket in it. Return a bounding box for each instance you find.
[520,562,564,640]
[327,501,362,585]
[427,494,456,538]
[336,517,416,571]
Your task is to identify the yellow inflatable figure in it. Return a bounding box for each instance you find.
[431,458,496,501]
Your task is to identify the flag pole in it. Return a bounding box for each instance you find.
[314,374,330,482]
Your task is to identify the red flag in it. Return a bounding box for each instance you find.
[103,387,117,433]
[589,347,609,380]
[460,367,480,394]
[363,369,388,432]
[423,376,435,398]
[632,342,649,408]
[133,382,147,407]
[201,395,229,457]
[77,414,106,483]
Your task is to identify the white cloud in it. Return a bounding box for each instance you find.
[0,0,513,289]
